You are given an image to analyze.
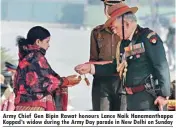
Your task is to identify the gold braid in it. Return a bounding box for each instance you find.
[116,40,121,72]
[116,40,128,79]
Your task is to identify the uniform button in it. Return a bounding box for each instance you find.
[112,56,115,59]
[112,44,114,46]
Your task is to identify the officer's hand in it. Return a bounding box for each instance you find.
[65,75,81,87]
[154,96,169,111]
[74,64,91,75]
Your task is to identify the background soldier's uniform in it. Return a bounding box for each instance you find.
[0,63,16,111]
[94,25,170,111]
[90,25,126,111]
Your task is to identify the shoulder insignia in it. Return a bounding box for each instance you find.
[105,27,112,33]
[147,31,156,39]
[94,25,104,30]
[149,37,157,44]
[146,31,158,44]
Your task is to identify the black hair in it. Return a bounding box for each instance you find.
[104,3,112,9]
[16,26,50,46]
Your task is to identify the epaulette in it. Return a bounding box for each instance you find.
[146,30,157,44]
[94,24,104,31]
[105,27,113,34]
[94,24,112,33]
[147,31,156,39]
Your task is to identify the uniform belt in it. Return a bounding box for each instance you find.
[125,85,145,95]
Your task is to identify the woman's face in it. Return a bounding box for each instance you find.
[36,37,50,50]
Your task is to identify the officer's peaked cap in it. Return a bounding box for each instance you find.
[101,0,125,6]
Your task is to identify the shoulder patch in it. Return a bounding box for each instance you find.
[147,31,156,39]
[146,31,158,44]
[149,37,157,44]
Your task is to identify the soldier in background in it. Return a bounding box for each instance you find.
[89,0,126,111]
[0,62,16,111]
[0,74,5,93]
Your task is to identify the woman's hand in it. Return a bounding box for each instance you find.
[65,75,81,87]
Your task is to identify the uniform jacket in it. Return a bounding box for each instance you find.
[90,24,120,61]
[94,25,171,110]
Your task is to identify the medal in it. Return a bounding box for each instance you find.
[136,54,140,58]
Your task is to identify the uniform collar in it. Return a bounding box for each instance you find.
[128,25,137,41]
[102,23,113,34]
[104,27,113,34]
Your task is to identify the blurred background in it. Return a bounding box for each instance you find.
[1,0,175,110]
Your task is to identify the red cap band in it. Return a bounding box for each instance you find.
[110,6,129,17]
